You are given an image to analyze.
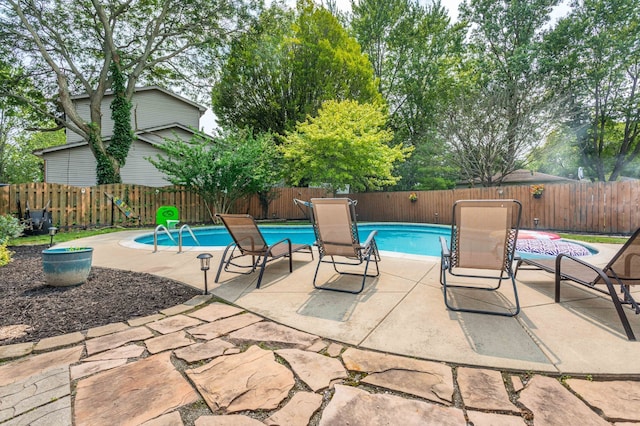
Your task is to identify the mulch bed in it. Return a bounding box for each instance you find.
[0,245,202,345]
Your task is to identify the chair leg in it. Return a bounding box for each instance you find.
[215,244,234,283]
[555,268,636,341]
[442,270,520,317]
[313,252,378,295]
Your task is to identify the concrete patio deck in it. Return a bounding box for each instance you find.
[95,230,639,375]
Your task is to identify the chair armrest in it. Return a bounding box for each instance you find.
[440,236,450,258]
[555,253,608,287]
[293,198,311,208]
[362,230,378,250]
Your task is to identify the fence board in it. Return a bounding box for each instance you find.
[2,181,640,234]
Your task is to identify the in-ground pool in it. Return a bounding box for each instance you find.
[134,223,596,258]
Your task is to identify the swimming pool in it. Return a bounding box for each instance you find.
[134,223,595,258]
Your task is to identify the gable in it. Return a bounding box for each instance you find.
[66,87,205,144]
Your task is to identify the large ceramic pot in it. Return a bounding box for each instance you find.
[42,247,93,287]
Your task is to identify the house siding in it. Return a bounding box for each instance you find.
[120,141,171,187]
[44,140,171,187]
[66,88,202,144]
[45,145,99,186]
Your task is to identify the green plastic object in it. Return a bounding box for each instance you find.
[156,206,179,229]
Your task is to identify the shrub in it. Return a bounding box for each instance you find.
[0,214,25,244]
[0,243,13,267]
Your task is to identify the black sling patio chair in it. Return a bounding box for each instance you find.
[17,199,52,235]
[440,199,522,317]
[515,228,640,341]
[214,214,313,289]
[304,198,380,294]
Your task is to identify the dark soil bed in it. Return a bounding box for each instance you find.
[0,245,201,345]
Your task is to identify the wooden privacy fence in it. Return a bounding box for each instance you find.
[0,184,330,230]
[1,181,639,234]
[349,181,640,235]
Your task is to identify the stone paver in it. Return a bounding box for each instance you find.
[33,332,84,352]
[566,379,640,422]
[457,367,519,412]
[194,415,264,425]
[82,344,145,362]
[86,322,130,338]
[145,314,203,334]
[326,342,343,357]
[2,395,71,426]
[139,411,184,426]
[0,325,31,342]
[174,339,236,363]
[518,375,610,426]
[1,291,637,426]
[70,359,128,380]
[0,346,82,387]
[227,321,320,349]
[85,326,154,355]
[342,347,454,404]
[319,384,466,426]
[144,331,194,354]
[187,313,263,340]
[74,352,199,426]
[264,392,323,426]
[0,366,69,421]
[128,313,165,327]
[276,348,348,391]
[0,343,33,361]
[187,345,294,413]
[466,410,527,425]
[160,304,194,316]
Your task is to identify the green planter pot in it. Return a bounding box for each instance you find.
[42,247,94,287]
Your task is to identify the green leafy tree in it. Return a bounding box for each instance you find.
[212,0,381,135]
[1,0,250,184]
[0,59,51,182]
[4,130,65,183]
[528,127,582,179]
[445,0,558,186]
[149,129,281,219]
[350,0,465,190]
[282,100,410,194]
[542,0,640,181]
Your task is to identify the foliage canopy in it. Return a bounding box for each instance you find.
[282,100,410,194]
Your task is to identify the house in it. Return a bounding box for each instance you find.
[458,169,574,188]
[34,86,207,187]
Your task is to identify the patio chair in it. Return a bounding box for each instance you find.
[515,228,640,341]
[214,214,313,289]
[309,198,380,294]
[440,199,522,317]
[18,199,52,235]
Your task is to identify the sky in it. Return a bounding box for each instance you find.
[200,0,571,132]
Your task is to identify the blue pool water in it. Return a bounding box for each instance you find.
[135,223,596,258]
[136,223,451,257]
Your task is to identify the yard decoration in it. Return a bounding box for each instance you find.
[42,247,94,286]
[530,184,544,198]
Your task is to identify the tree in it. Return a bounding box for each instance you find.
[0,59,56,182]
[148,129,281,219]
[446,0,558,186]
[3,130,65,183]
[212,0,381,135]
[528,128,583,179]
[281,100,410,194]
[542,0,640,181]
[0,0,249,184]
[350,0,465,190]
